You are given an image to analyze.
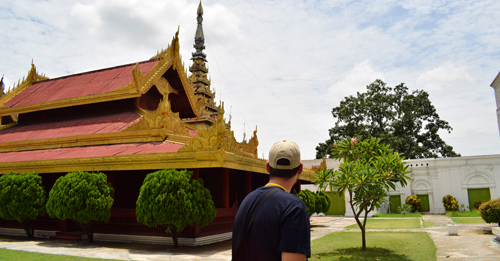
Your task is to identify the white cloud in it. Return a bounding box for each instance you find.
[329,60,385,98]
[417,62,473,93]
[1,0,500,159]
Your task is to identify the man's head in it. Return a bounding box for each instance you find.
[267,140,302,179]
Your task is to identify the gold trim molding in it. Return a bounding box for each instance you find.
[179,104,242,156]
[123,96,190,136]
[0,61,49,107]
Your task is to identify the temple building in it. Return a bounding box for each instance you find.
[0,2,314,246]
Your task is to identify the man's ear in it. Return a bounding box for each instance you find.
[266,161,270,174]
[297,162,303,175]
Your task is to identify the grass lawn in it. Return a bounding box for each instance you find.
[0,248,121,261]
[373,213,422,218]
[451,217,486,224]
[312,231,436,261]
[345,219,422,230]
[422,220,436,228]
[445,210,481,217]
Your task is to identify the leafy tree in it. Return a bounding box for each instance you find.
[46,171,114,243]
[0,172,47,238]
[315,191,331,215]
[136,169,216,247]
[330,137,410,250]
[316,79,460,159]
[313,167,334,193]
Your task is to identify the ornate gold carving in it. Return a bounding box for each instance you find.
[0,122,16,131]
[179,104,242,155]
[240,127,259,158]
[123,96,190,136]
[153,77,178,96]
[0,61,48,106]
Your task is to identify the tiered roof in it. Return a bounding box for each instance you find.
[0,5,315,181]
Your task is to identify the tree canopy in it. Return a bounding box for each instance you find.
[136,169,216,247]
[0,172,47,238]
[316,79,460,159]
[330,137,410,250]
[46,171,114,242]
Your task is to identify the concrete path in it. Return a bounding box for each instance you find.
[422,215,500,261]
[0,216,499,260]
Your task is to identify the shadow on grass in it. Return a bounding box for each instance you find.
[315,247,414,261]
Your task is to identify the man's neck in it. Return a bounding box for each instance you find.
[267,177,296,193]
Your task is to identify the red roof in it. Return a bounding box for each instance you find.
[4,60,158,108]
[0,111,140,143]
[0,142,183,163]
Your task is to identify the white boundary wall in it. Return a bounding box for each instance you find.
[303,154,500,214]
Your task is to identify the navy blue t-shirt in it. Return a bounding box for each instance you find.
[232,186,311,261]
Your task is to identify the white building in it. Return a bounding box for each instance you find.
[491,71,500,135]
[303,154,500,215]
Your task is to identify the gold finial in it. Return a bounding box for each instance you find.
[197,0,203,15]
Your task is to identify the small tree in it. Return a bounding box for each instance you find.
[315,191,331,215]
[405,195,422,213]
[479,199,500,226]
[330,137,410,250]
[0,172,47,238]
[313,167,334,193]
[46,171,114,243]
[136,169,216,247]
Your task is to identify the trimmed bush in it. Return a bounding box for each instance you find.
[295,189,316,216]
[0,172,47,238]
[473,201,482,210]
[442,195,459,211]
[479,199,500,226]
[136,169,216,247]
[405,195,422,212]
[315,191,331,215]
[47,171,114,243]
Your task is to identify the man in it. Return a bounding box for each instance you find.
[232,140,311,261]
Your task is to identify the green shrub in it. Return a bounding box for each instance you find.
[478,199,500,226]
[473,201,482,210]
[442,195,459,211]
[295,189,316,216]
[136,169,216,247]
[405,195,422,212]
[315,191,331,215]
[397,204,413,214]
[0,172,47,238]
[46,171,114,243]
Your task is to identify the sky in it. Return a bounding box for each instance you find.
[1,0,500,160]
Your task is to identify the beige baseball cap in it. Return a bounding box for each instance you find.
[269,140,301,170]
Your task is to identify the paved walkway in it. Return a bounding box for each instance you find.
[0,216,499,260]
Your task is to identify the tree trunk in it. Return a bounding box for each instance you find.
[78,221,94,243]
[361,227,366,250]
[172,226,179,247]
[20,218,34,238]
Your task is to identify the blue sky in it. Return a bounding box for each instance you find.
[1,0,499,159]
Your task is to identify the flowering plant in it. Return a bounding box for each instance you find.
[479,199,500,226]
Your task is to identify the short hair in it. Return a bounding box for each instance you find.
[269,159,301,179]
